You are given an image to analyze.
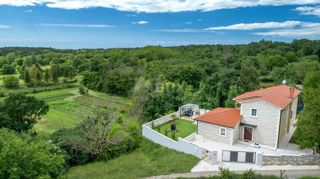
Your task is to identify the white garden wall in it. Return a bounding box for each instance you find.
[144,112,179,128]
[178,137,203,158]
[142,123,180,151]
[142,112,217,163]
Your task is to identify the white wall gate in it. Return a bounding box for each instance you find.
[222,150,256,163]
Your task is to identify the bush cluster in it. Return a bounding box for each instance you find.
[0,128,65,178]
[51,120,141,166]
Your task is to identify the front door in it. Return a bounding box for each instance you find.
[244,127,253,141]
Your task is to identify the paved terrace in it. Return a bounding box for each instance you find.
[186,133,313,157]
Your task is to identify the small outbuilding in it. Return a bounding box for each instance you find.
[179,104,199,118]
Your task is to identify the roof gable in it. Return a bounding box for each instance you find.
[234,85,301,109]
[196,107,240,128]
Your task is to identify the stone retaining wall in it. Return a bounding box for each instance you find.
[262,154,320,165]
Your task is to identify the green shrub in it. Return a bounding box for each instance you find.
[116,117,123,124]
[50,116,141,166]
[2,64,16,74]
[219,167,235,179]
[3,76,19,89]
[242,169,256,179]
[0,128,66,178]
[79,85,89,95]
[172,132,176,140]
[0,91,5,97]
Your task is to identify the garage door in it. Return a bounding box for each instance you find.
[222,150,255,163]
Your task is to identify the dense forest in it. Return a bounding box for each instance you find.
[1,39,319,120]
[0,39,320,178]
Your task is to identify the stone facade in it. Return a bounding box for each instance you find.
[278,97,298,142]
[262,154,320,165]
[197,121,235,145]
[240,100,281,149]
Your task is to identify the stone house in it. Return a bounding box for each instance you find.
[195,85,301,150]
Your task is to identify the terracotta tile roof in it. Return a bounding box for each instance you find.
[233,85,301,109]
[196,107,240,128]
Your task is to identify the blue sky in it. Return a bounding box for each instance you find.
[0,1,320,49]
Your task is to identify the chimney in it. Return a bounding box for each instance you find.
[289,87,295,99]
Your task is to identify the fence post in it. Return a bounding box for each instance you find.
[212,151,218,164]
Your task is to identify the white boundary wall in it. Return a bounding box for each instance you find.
[144,112,179,128]
[178,137,203,158]
[142,122,180,151]
[142,112,217,163]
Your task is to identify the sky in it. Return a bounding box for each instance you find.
[0,0,320,49]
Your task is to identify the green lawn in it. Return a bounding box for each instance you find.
[65,138,199,179]
[155,119,196,140]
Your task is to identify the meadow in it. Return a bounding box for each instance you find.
[65,139,199,179]
[0,74,199,178]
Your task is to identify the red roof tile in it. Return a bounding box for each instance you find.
[233,85,301,109]
[196,108,240,128]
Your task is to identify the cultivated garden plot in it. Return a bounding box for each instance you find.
[31,87,133,136]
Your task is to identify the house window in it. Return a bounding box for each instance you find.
[251,109,257,117]
[219,127,226,137]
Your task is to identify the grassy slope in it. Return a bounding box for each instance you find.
[65,138,199,179]
[0,76,198,178]
[155,119,196,140]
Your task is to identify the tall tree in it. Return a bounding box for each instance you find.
[51,64,60,83]
[240,65,259,92]
[225,85,240,108]
[24,70,31,84]
[296,70,320,153]
[35,70,42,83]
[0,93,49,132]
[44,69,50,82]
[131,78,151,118]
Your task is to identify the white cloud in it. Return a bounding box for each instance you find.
[0,24,11,28]
[254,22,320,37]
[154,29,203,33]
[203,20,320,38]
[255,28,320,37]
[132,21,148,25]
[0,0,40,6]
[0,0,320,13]
[205,21,302,30]
[39,23,115,28]
[295,6,320,16]
[24,9,33,13]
